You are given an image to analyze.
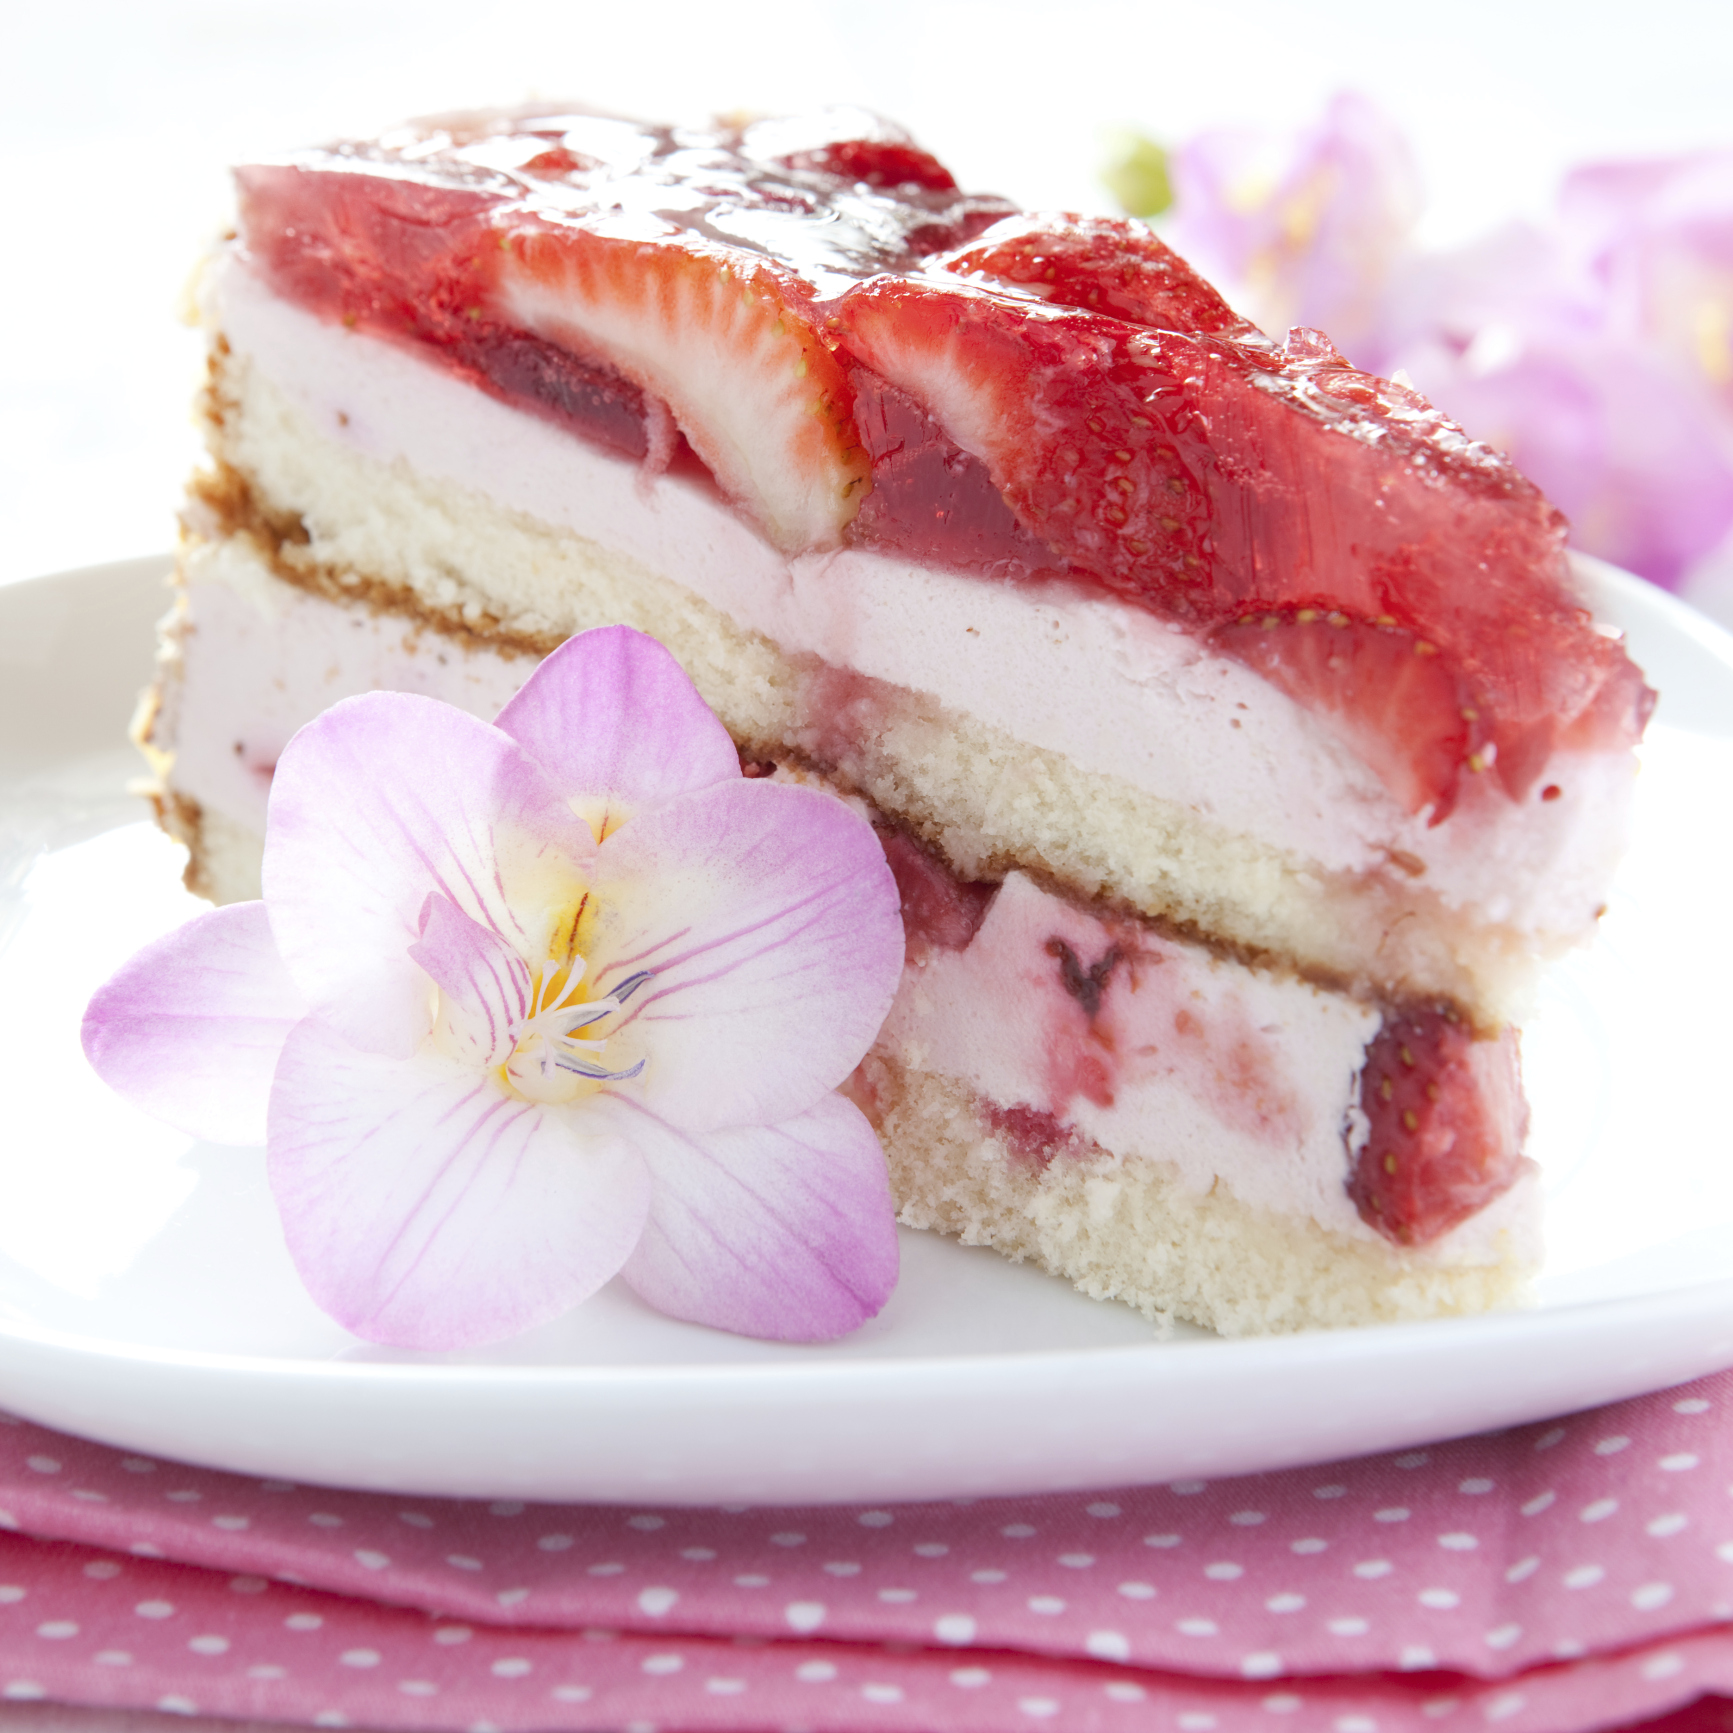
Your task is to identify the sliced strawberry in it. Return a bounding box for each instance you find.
[1348,1009,1528,1247]
[941,213,1251,335]
[1211,609,1488,820]
[494,227,867,551]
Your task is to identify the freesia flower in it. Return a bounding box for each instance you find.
[83,626,905,1348]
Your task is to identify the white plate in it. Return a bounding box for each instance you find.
[1,555,1731,1507]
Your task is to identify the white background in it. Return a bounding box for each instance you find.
[4,0,1732,590]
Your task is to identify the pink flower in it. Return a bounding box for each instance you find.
[83,627,904,1348]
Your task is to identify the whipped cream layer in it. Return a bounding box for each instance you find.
[211,258,1635,944]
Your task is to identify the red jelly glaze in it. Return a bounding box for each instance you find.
[1349,1008,1528,1246]
[237,112,1653,815]
[878,830,995,963]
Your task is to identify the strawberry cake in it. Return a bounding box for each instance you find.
[143,104,1654,1335]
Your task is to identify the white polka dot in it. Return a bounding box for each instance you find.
[784,1601,826,1633]
[950,1667,991,1688]
[1594,1435,1631,1455]
[770,1532,805,1548]
[491,1658,532,1678]
[549,1684,591,1704]
[285,1614,323,1632]
[1674,1398,1711,1414]
[83,1561,122,1579]
[398,1511,434,1529]
[434,1626,472,1645]
[1206,1561,1246,1580]
[796,1661,837,1682]
[1564,1566,1605,1589]
[35,1622,76,1640]
[489,1502,523,1517]
[1231,1510,1267,1526]
[1,1686,44,1703]
[1459,1479,1495,1495]
[1649,1514,1689,1537]
[1374,1508,1411,1524]
[211,1515,248,1532]
[626,1514,665,1531]
[307,1512,342,1527]
[1417,1588,1460,1609]
[1485,1692,1526,1721]
[1313,1485,1347,1500]
[1020,1698,1061,1718]
[1266,1594,1306,1614]
[1179,1715,1217,1731]
[1533,1427,1567,1450]
[496,1588,529,1608]
[229,1576,267,1595]
[1336,1717,1378,1733]
[398,1682,438,1697]
[1106,1681,1148,1702]
[1632,1582,1675,1610]
[705,1678,746,1696]
[1177,1617,1219,1636]
[734,1574,769,1587]
[69,1491,107,1505]
[1354,1561,1393,1580]
[1292,1538,1327,1555]
[447,1555,483,1571]
[1170,1480,1207,1495]
[1401,1647,1438,1671]
[1117,1582,1156,1599]
[1520,1492,1555,1516]
[1086,1631,1130,1662]
[1088,1502,1122,1518]
[934,1614,976,1644]
[1554,1638,1588,1659]
[157,1697,199,1716]
[311,1712,345,1728]
[1660,1454,1701,1472]
[1241,1652,1284,1678]
[1718,1543,1733,1563]
[0,1589,22,1604]
[970,1569,1006,1584]
[95,1652,131,1667]
[586,1562,624,1577]
[1581,1498,1619,1523]
[135,1601,176,1620]
[862,1683,903,1704]
[1642,1653,1686,1680]
[857,1510,894,1527]
[1144,1533,1182,1548]
[1058,1552,1094,1568]
[121,1459,156,1474]
[1002,1523,1037,1539]
[1505,1557,1540,1583]
[637,1587,678,1617]
[1264,1694,1304,1713]
[1329,1618,1370,1637]
[1485,1624,1522,1650]
[914,1542,949,1558]
[24,1457,58,1475]
[671,1547,711,1563]
[353,1550,389,1570]
[825,1561,862,1576]
[340,1650,380,1669]
[187,1636,228,1656]
[1027,1596,1066,1614]
[1394,1451,1430,1469]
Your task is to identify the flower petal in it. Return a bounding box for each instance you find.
[493,625,741,835]
[82,901,303,1144]
[608,1090,898,1340]
[263,693,596,1058]
[409,893,533,1068]
[268,1017,651,1349]
[588,779,903,1130]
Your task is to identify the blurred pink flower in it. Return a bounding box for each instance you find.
[1157,100,1733,590]
[83,626,904,1349]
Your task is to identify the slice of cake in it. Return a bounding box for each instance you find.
[142,103,1653,1335]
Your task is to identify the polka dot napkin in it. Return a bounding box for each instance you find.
[0,1372,1727,1732]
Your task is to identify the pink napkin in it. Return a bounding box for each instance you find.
[0,1372,1727,1732]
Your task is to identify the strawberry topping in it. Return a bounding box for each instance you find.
[1349,1010,1528,1246]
